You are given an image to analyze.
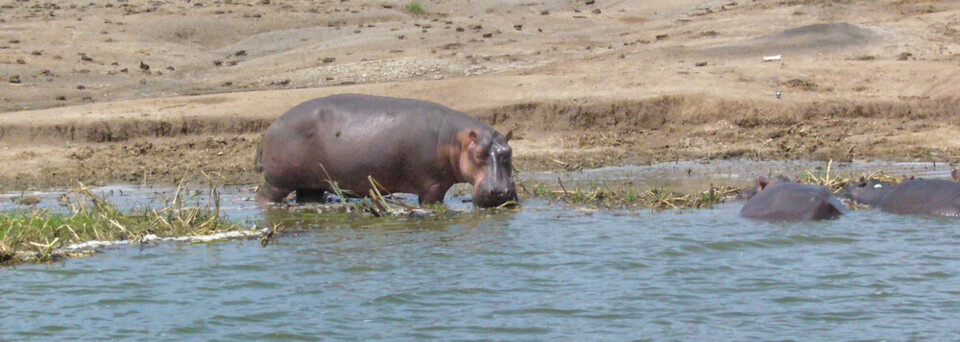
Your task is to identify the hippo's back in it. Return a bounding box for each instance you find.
[740,182,844,221]
[879,180,960,218]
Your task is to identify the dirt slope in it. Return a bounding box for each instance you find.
[1,0,960,189]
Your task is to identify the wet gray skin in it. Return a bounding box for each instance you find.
[740,176,845,221]
[255,93,517,208]
[844,178,894,207]
[849,177,960,218]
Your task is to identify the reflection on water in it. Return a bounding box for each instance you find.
[2,160,960,340]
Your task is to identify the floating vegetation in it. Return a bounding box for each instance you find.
[0,179,254,265]
[281,175,473,219]
[524,178,738,209]
[796,159,907,193]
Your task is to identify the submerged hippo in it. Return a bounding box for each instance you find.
[847,171,960,218]
[255,94,517,208]
[739,176,845,221]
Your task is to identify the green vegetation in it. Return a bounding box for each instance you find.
[405,1,424,15]
[526,179,738,209]
[0,182,251,265]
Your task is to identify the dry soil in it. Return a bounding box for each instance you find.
[1,0,960,190]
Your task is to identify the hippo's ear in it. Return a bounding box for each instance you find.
[504,130,513,142]
[756,177,768,191]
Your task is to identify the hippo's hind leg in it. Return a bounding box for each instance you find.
[256,182,293,206]
[296,189,326,203]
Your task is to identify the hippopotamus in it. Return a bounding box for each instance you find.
[846,171,960,218]
[254,94,517,208]
[739,176,845,221]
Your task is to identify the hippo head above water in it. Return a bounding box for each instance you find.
[844,176,909,207]
[457,129,518,208]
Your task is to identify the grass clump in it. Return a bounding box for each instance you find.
[405,1,424,15]
[794,159,907,193]
[526,178,737,209]
[0,181,250,265]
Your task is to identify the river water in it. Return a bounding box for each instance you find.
[3,161,960,340]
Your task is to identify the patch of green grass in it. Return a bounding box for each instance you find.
[525,180,738,209]
[405,1,423,15]
[0,182,250,265]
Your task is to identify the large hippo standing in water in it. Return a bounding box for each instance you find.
[255,94,518,208]
[846,170,960,218]
[740,176,845,221]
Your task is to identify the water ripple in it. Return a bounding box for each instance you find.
[3,199,960,340]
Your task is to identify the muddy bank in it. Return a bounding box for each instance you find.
[1,94,958,190]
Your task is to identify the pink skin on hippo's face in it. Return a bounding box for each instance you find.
[456,129,517,208]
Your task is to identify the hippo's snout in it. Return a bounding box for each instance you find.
[474,182,518,208]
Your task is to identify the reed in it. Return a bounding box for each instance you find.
[0,179,250,265]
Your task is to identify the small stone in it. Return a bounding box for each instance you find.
[213,60,223,66]
[81,55,93,62]
[56,96,66,101]
[456,27,464,32]
[540,10,549,15]
[235,50,246,56]
[585,0,595,4]
[8,39,19,44]
[8,75,20,84]
[166,66,175,71]
[76,85,86,90]
[139,61,150,71]
[322,57,335,63]
[695,61,707,67]
[514,24,522,30]
[222,81,233,87]
[120,68,128,73]
[482,32,493,38]
[592,8,601,14]
[30,50,42,56]
[16,59,25,65]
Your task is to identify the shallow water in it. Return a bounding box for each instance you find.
[3,161,960,340]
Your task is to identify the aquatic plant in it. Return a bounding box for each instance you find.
[0,180,251,265]
[525,178,738,209]
[797,159,904,193]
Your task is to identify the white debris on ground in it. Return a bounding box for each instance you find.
[56,228,269,253]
